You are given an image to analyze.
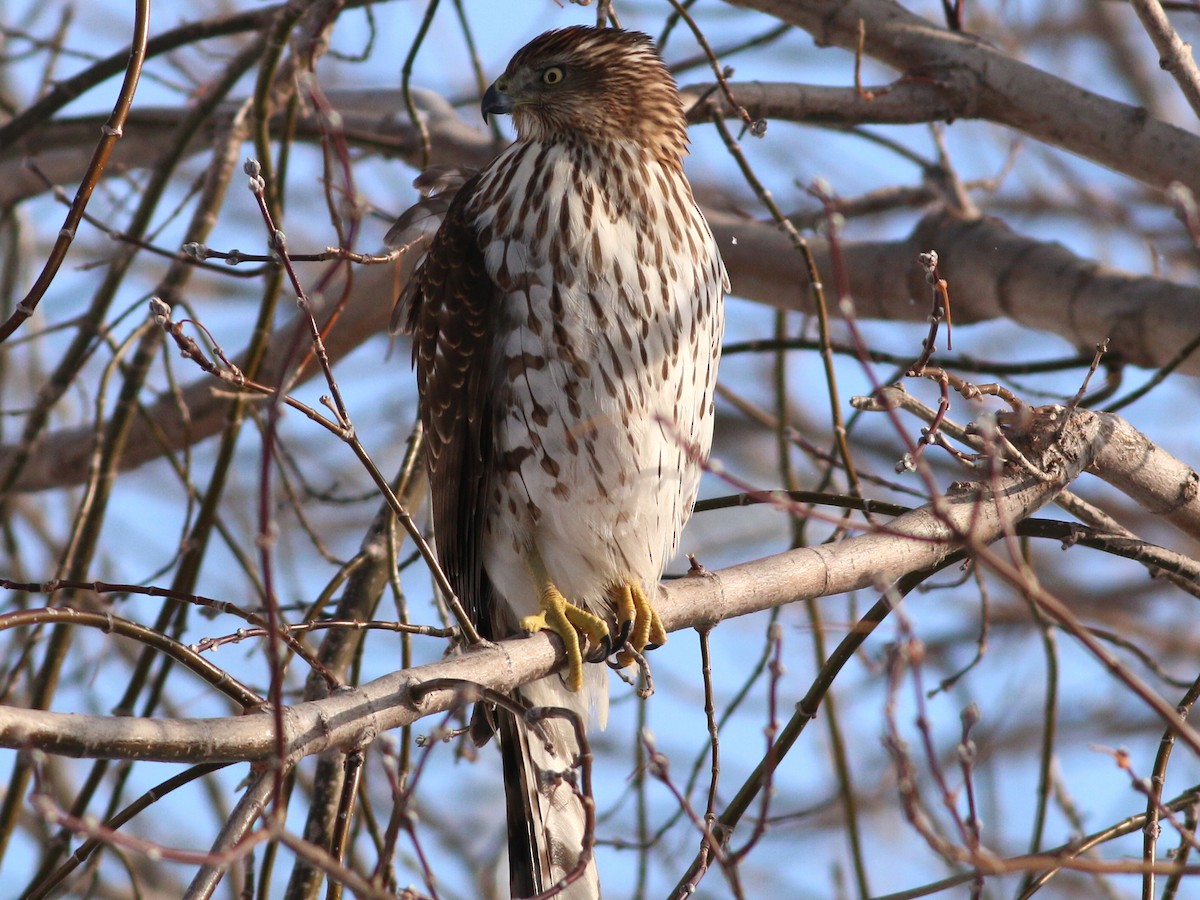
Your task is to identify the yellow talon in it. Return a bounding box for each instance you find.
[647,604,667,649]
[614,583,637,641]
[613,581,667,668]
[521,583,610,692]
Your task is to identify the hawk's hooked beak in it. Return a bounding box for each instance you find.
[481,81,515,122]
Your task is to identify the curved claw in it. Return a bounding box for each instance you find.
[586,633,612,663]
[612,583,636,653]
[610,580,667,669]
[611,617,634,654]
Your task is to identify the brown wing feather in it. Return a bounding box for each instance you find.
[406,176,580,895]
[386,166,479,337]
[406,172,497,634]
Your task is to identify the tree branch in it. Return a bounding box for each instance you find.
[731,0,1200,192]
[4,206,1199,494]
[9,404,1183,767]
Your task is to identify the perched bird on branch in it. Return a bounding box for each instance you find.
[392,25,727,897]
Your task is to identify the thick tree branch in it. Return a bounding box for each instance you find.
[1087,406,1200,541]
[0,89,496,208]
[4,207,1199,495]
[729,0,1200,193]
[1129,0,1200,120]
[680,79,963,125]
[12,58,1200,206]
[714,209,1200,375]
[8,405,1195,766]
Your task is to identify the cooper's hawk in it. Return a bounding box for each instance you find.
[393,26,727,897]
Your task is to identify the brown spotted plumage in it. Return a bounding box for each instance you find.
[394,26,726,898]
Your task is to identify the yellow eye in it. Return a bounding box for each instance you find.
[542,66,564,85]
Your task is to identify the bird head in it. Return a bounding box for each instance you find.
[481,26,689,165]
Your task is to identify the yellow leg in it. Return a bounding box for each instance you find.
[612,581,668,668]
[521,582,610,692]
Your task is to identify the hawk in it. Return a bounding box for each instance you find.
[393,25,727,897]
